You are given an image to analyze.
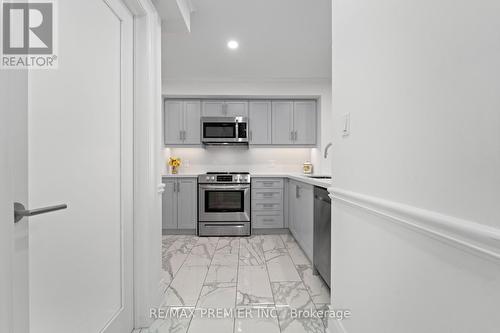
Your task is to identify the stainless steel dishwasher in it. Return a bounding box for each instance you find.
[313,186,331,288]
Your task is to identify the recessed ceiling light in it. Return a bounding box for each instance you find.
[227,40,239,50]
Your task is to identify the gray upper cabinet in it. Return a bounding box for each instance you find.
[164,100,201,145]
[271,100,316,145]
[164,97,316,147]
[249,101,272,145]
[272,101,294,144]
[201,100,225,117]
[183,101,202,144]
[164,100,183,145]
[202,100,248,117]
[293,101,317,145]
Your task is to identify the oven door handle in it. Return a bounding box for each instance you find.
[199,185,250,190]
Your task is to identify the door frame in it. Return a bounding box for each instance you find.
[0,73,15,333]
[123,0,163,329]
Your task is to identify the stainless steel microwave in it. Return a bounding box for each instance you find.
[201,117,248,145]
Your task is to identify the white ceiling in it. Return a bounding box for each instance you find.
[162,0,332,82]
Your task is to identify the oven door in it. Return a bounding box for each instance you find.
[199,184,250,222]
[202,121,238,143]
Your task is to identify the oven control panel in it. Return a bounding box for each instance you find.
[198,173,250,184]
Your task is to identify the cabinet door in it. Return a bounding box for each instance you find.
[183,100,201,144]
[177,178,197,229]
[293,101,317,145]
[202,100,225,117]
[296,182,314,260]
[272,101,294,144]
[288,180,299,237]
[164,100,183,145]
[225,101,248,117]
[162,179,177,229]
[249,101,272,144]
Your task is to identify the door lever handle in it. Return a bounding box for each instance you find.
[14,202,67,223]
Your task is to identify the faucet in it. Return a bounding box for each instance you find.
[324,142,333,159]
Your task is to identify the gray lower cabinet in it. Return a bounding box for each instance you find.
[162,177,197,230]
[251,178,284,229]
[288,180,314,260]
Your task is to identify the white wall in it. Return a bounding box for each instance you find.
[163,79,333,174]
[331,0,500,332]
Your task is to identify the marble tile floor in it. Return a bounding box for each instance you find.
[140,233,331,333]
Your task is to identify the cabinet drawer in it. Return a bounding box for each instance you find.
[252,213,284,228]
[252,178,284,189]
[252,201,282,211]
[252,189,283,201]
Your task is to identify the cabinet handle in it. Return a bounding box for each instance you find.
[179,131,182,140]
[263,193,274,197]
[177,181,180,192]
[296,185,300,198]
[290,131,293,141]
[182,130,186,141]
[262,219,274,222]
[263,181,273,186]
[263,204,274,208]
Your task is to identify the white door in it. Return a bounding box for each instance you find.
[293,101,317,145]
[27,0,134,332]
[1,69,29,333]
[249,101,272,144]
[183,100,201,144]
[164,100,184,144]
[272,101,294,144]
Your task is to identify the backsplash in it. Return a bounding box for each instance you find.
[163,147,312,174]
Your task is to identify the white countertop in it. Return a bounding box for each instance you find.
[162,173,332,188]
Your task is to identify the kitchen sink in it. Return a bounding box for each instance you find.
[306,175,332,179]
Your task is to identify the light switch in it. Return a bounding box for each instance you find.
[342,112,350,137]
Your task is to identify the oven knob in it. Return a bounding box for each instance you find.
[210,176,215,181]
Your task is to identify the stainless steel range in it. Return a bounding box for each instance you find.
[198,172,251,236]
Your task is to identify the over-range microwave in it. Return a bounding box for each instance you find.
[201,116,248,145]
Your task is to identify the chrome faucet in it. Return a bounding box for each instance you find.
[324,142,333,158]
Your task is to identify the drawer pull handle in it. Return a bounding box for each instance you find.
[262,219,274,222]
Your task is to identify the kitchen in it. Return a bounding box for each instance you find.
[160,100,333,332]
[158,1,333,331]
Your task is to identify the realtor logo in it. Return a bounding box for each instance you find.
[1,0,58,69]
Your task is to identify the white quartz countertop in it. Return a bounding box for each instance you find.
[162,173,332,188]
